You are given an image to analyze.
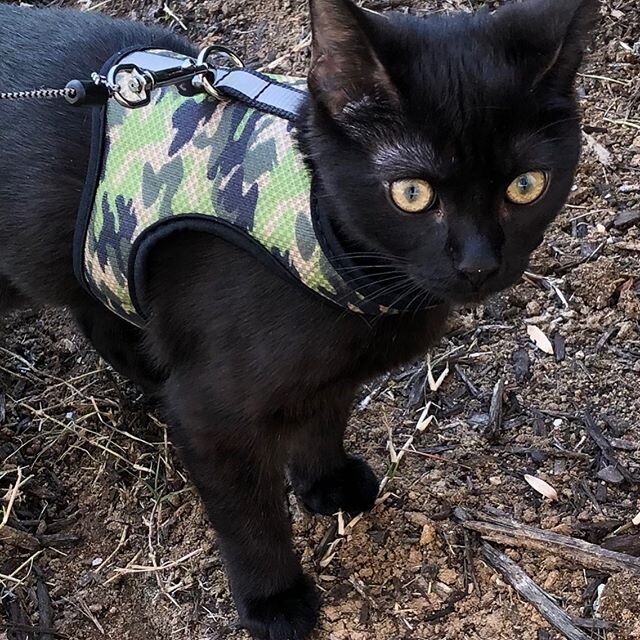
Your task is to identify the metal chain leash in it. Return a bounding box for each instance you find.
[0,45,244,108]
[0,86,77,101]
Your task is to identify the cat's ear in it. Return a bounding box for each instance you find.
[494,0,599,89]
[308,0,399,116]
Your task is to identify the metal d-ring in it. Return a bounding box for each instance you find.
[195,45,244,101]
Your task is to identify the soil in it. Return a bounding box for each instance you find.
[1,0,639,639]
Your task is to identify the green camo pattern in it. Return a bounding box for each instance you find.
[81,54,385,325]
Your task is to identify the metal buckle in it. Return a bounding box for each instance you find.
[107,65,155,107]
[194,45,245,101]
[106,46,245,108]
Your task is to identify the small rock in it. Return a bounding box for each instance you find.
[406,511,429,527]
[597,465,624,484]
[574,220,589,238]
[530,449,547,464]
[469,413,490,428]
[438,568,457,585]
[526,300,542,315]
[369,529,388,545]
[595,483,608,503]
[324,606,343,623]
[543,569,560,591]
[614,209,640,229]
[569,186,590,205]
[57,338,77,354]
[420,523,437,546]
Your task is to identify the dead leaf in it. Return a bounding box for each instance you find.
[337,510,345,535]
[527,325,554,355]
[416,403,434,432]
[584,132,613,167]
[524,474,559,501]
[427,353,450,391]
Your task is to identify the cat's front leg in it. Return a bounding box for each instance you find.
[0,275,27,316]
[72,299,165,394]
[166,383,319,640]
[288,386,380,516]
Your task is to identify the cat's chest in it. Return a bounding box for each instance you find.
[307,303,451,385]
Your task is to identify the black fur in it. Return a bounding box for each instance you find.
[0,1,597,637]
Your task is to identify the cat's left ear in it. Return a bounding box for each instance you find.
[494,0,600,89]
[308,0,399,117]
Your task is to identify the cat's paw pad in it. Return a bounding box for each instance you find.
[240,575,319,640]
[297,456,379,516]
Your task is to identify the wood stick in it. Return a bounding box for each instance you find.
[481,542,591,640]
[0,524,40,551]
[455,508,640,575]
[35,565,54,640]
[583,411,638,483]
[5,623,69,640]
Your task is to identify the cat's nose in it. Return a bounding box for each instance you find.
[454,240,500,288]
[458,262,498,288]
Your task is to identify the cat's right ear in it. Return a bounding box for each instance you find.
[307,0,399,117]
[494,0,600,90]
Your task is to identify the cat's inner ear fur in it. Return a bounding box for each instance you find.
[495,0,599,89]
[308,0,399,117]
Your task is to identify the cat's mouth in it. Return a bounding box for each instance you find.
[418,266,516,306]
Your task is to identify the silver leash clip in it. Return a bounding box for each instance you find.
[107,46,244,108]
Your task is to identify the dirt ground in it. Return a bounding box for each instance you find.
[1,0,640,639]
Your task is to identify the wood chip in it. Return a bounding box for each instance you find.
[0,525,40,552]
[597,465,624,484]
[633,512,640,527]
[524,474,559,501]
[553,334,566,362]
[613,209,640,229]
[512,348,530,382]
[35,565,54,640]
[486,378,505,443]
[527,325,554,355]
[601,534,640,557]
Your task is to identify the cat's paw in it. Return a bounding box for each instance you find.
[239,574,319,640]
[296,456,379,516]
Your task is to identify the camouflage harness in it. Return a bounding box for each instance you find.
[74,48,406,327]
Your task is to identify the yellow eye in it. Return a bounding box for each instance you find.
[389,179,435,213]
[506,171,547,205]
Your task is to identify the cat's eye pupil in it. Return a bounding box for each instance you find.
[389,178,434,213]
[517,175,531,192]
[505,170,547,206]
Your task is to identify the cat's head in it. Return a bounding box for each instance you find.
[301,0,598,308]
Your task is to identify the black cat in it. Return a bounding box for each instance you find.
[0,0,597,637]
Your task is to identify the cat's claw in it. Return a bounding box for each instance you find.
[296,455,379,516]
[239,574,319,640]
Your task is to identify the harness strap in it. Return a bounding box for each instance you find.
[214,69,306,121]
